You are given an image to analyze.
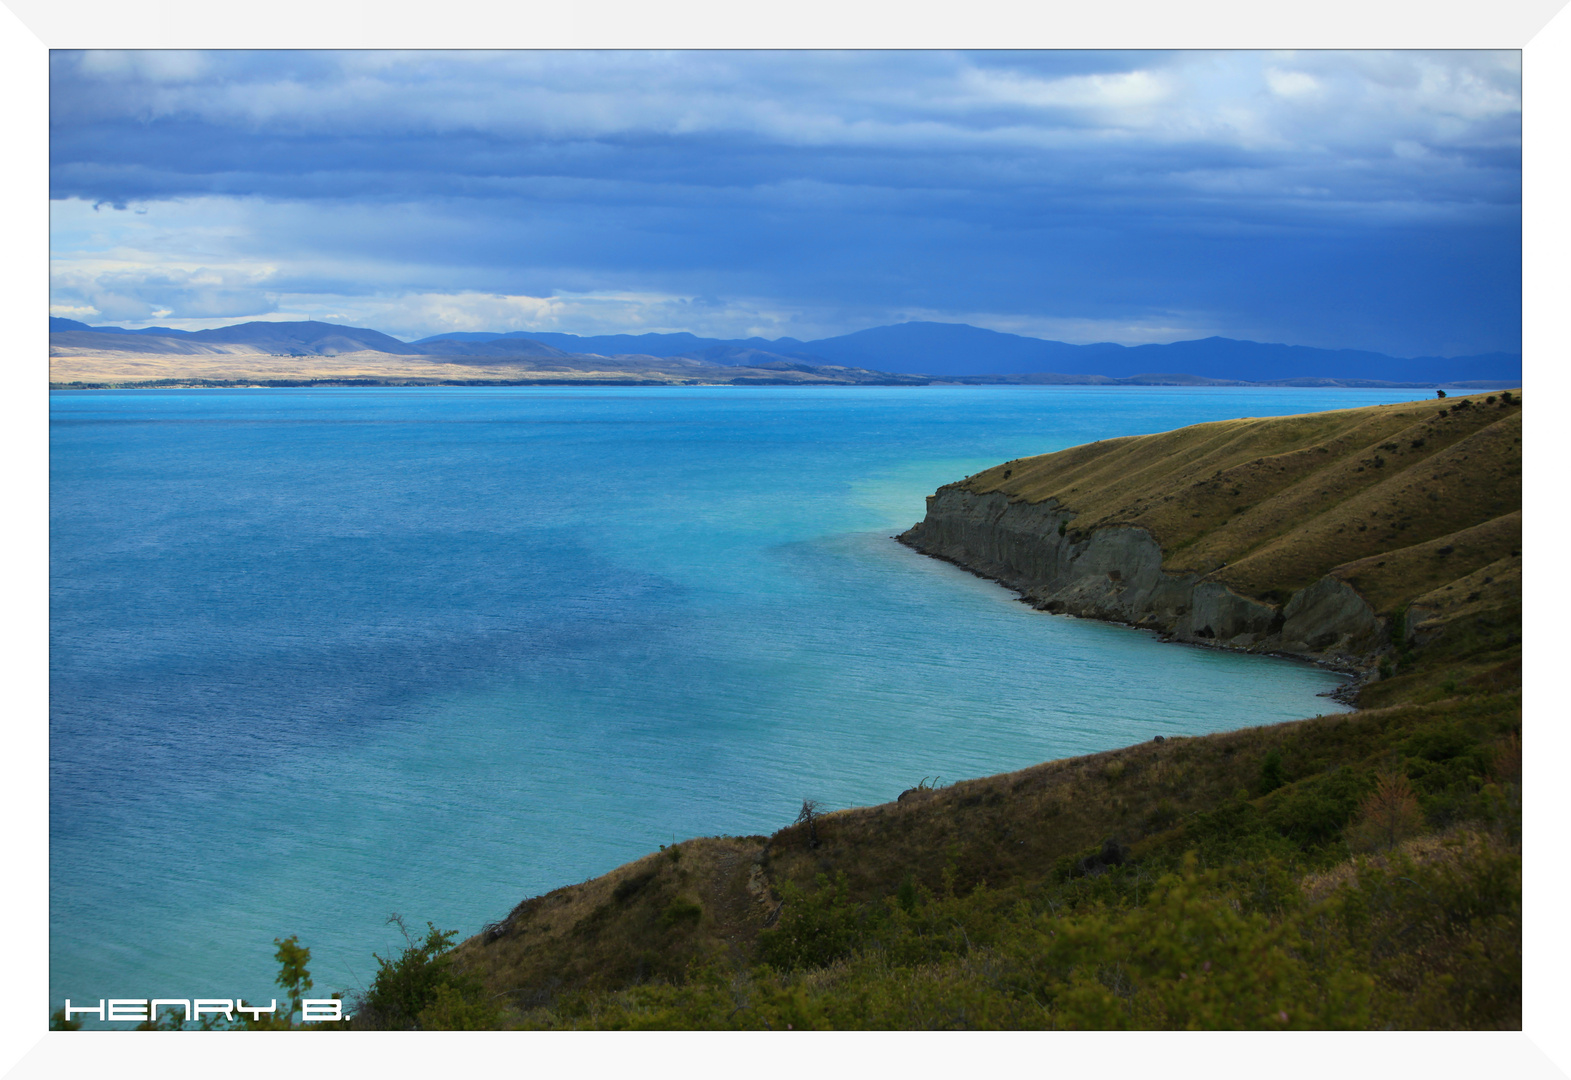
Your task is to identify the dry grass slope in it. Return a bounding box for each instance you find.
[965,392,1521,613]
[452,836,774,1010]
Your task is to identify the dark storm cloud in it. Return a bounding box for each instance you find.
[48,49,1521,353]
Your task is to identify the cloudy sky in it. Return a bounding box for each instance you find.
[48,49,1521,355]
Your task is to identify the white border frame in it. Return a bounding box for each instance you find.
[7,6,1561,1076]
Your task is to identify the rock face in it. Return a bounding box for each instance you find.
[899,487,1385,670]
[1279,575,1384,655]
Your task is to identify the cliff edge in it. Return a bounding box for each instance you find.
[899,392,1521,675]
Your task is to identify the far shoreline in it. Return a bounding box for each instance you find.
[48,377,1521,391]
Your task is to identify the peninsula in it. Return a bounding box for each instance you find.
[900,392,1521,683]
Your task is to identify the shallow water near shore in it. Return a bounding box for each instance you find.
[49,384,1431,1014]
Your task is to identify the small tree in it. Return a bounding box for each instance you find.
[274,935,313,1025]
[232,934,345,1029]
[795,799,822,849]
[1346,771,1425,852]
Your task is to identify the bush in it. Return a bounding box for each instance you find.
[1260,749,1285,794]
[756,873,865,971]
[1006,857,1376,1029]
[1345,772,1424,852]
[356,916,502,1030]
[1264,768,1367,851]
[1329,837,1520,1027]
[661,897,703,928]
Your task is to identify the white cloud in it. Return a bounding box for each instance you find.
[48,302,100,321]
[50,198,287,322]
[76,49,210,83]
[323,290,829,342]
[1265,69,1321,98]
[959,67,1173,112]
[53,49,1519,158]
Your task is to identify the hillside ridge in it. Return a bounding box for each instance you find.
[899,392,1521,675]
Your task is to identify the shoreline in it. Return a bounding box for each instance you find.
[49,375,1522,392]
[911,534,1368,692]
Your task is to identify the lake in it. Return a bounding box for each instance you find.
[48,384,1431,1014]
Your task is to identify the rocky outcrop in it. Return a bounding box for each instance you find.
[899,486,1385,670]
[1279,575,1384,655]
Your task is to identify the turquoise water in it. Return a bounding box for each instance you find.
[49,385,1429,1016]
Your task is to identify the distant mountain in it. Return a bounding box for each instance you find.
[415,337,574,361]
[416,330,823,364]
[180,321,426,355]
[51,316,193,335]
[50,330,245,356]
[409,331,509,343]
[51,316,1522,384]
[52,320,427,356]
[1086,336,1519,385]
[418,321,1520,383]
[804,321,1103,375]
[797,322,1522,383]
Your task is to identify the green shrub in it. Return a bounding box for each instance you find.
[994,857,1376,1029]
[756,873,864,970]
[660,897,703,927]
[1329,838,1520,1027]
[356,916,502,1030]
[1260,749,1285,794]
[1264,768,1367,851]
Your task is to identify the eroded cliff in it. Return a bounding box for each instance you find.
[899,392,1522,672]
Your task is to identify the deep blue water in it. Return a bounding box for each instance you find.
[49,385,1431,1017]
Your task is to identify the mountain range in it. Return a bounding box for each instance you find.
[49,316,1522,386]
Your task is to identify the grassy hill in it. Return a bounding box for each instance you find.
[336,394,1522,1031]
[894,392,1521,682]
[961,391,1520,616]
